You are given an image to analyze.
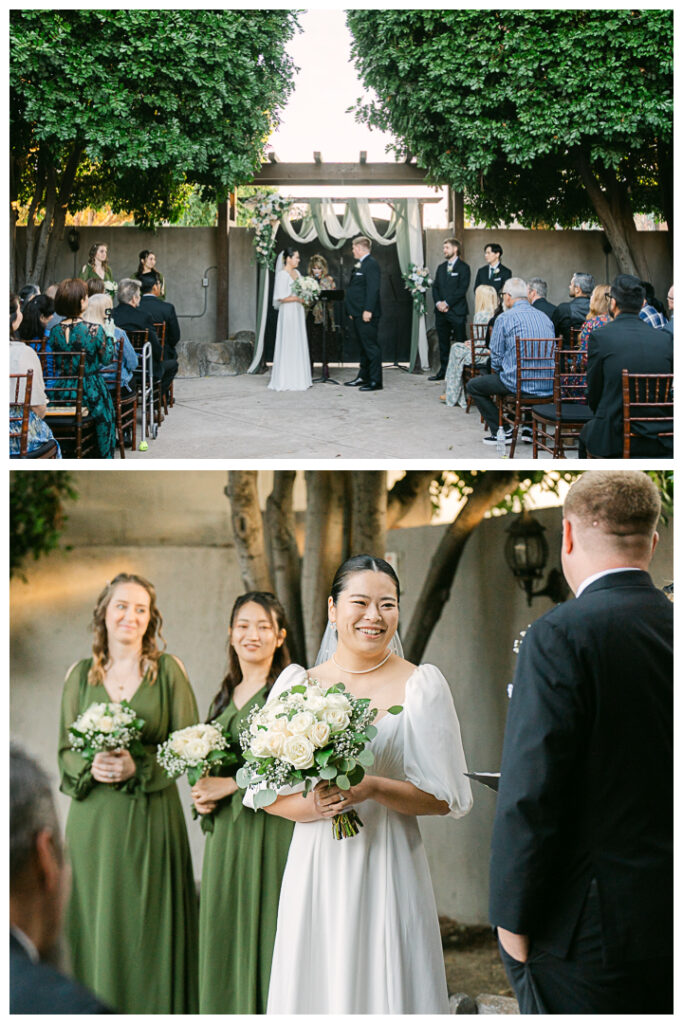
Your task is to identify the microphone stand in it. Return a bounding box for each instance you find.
[313,288,344,385]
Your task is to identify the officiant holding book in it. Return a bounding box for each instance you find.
[344,236,383,391]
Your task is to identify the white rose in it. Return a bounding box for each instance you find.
[171,734,190,756]
[289,711,315,736]
[323,709,351,732]
[185,737,210,761]
[305,683,324,698]
[265,732,287,758]
[250,732,272,758]
[303,693,326,713]
[310,720,331,748]
[97,716,115,733]
[269,716,292,736]
[325,693,351,712]
[282,735,315,770]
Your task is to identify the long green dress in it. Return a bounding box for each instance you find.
[58,653,200,1014]
[198,688,294,1013]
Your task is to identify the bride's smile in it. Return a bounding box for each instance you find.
[329,571,400,662]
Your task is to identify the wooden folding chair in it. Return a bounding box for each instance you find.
[153,321,174,410]
[102,339,137,457]
[40,350,98,457]
[622,371,674,458]
[531,347,592,458]
[497,336,558,457]
[462,322,490,413]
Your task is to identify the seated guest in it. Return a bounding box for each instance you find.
[442,284,497,407]
[10,745,110,1013]
[577,284,611,364]
[43,284,64,331]
[662,285,673,337]
[641,280,667,317]
[18,294,55,350]
[83,293,138,392]
[112,278,177,399]
[134,250,165,298]
[639,281,668,329]
[430,237,471,380]
[138,272,180,358]
[9,293,61,458]
[86,278,106,298]
[474,243,511,294]
[580,274,673,458]
[19,283,40,310]
[526,278,556,319]
[466,278,554,445]
[552,272,594,345]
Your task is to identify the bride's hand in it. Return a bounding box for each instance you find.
[313,777,376,818]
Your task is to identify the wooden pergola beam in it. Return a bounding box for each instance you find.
[251,161,429,187]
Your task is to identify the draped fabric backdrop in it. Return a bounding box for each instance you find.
[248,198,429,373]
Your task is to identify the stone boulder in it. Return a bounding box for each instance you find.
[176,331,255,377]
[475,994,519,1014]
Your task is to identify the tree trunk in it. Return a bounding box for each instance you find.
[349,471,387,555]
[386,470,441,528]
[33,144,83,288]
[573,148,647,278]
[301,472,346,665]
[402,472,520,664]
[264,470,306,665]
[23,149,47,285]
[225,471,272,592]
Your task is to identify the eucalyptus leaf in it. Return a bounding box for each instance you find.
[357,749,374,767]
[365,724,378,739]
[347,765,365,786]
[319,765,337,780]
[253,787,277,810]
[314,747,333,767]
[235,766,251,789]
[336,775,351,791]
[387,705,403,715]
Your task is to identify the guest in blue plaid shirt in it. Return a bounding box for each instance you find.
[639,280,668,330]
[466,278,555,445]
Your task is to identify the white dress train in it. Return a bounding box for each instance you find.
[245,662,473,1014]
[268,270,312,391]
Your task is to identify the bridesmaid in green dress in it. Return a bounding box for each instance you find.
[58,573,199,1014]
[192,592,295,1014]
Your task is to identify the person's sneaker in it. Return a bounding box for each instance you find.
[520,426,533,443]
[482,430,513,446]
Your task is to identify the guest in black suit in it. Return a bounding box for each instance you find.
[580,274,673,458]
[10,744,111,1014]
[112,278,177,398]
[551,271,594,345]
[526,278,556,320]
[138,272,180,358]
[343,236,383,391]
[429,237,470,380]
[473,243,512,294]
[489,471,672,1014]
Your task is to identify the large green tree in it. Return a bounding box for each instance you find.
[10,9,299,287]
[347,10,672,278]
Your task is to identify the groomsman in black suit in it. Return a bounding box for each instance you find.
[344,236,383,391]
[473,243,512,293]
[429,237,470,381]
[138,272,180,359]
[10,745,112,1013]
[489,471,672,1014]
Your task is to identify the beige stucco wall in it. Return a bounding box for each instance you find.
[10,470,673,923]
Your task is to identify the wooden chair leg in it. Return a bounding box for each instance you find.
[532,420,538,458]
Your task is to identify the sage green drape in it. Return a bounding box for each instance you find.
[198,688,294,1014]
[58,654,199,1014]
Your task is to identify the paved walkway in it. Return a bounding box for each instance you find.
[124,367,575,461]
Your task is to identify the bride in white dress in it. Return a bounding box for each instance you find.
[244,554,473,1014]
[268,247,312,392]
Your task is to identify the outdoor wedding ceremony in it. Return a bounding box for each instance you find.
[10,9,673,461]
[10,468,673,1014]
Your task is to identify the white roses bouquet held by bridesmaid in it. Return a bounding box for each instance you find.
[68,701,145,762]
[157,723,241,831]
[236,679,402,839]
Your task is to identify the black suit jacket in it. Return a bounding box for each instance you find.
[532,297,557,320]
[489,571,672,964]
[344,255,381,318]
[10,932,112,1014]
[432,258,470,316]
[111,302,162,367]
[552,294,590,345]
[474,263,511,294]
[139,294,180,356]
[581,313,673,457]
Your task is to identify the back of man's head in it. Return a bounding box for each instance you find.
[610,274,645,314]
[572,272,595,297]
[506,278,528,301]
[564,471,660,563]
[10,745,61,895]
[139,273,158,296]
[117,278,141,306]
[528,278,548,299]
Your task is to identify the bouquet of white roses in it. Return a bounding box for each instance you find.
[401,263,433,317]
[68,701,145,762]
[236,679,401,839]
[157,722,240,786]
[291,275,322,306]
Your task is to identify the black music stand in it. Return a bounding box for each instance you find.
[313,288,344,385]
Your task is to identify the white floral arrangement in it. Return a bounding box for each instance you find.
[157,722,239,787]
[291,275,322,306]
[68,701,145,762]
[236,679,401,839]
[103,280,117,296]
[401,263,433,317]
[242,190,293,270]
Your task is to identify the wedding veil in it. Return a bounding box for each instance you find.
[314,621,404,666]
[272,251,284,310]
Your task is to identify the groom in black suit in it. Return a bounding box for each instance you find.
[344,236,383,391]
[489,471,672,1014]
[430,237,470,380]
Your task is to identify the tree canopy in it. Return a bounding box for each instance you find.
[10,9,299,285]
[347,9,673,277]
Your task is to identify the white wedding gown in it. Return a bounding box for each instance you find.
[247,662,473,1014]
[268,270,312,391]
